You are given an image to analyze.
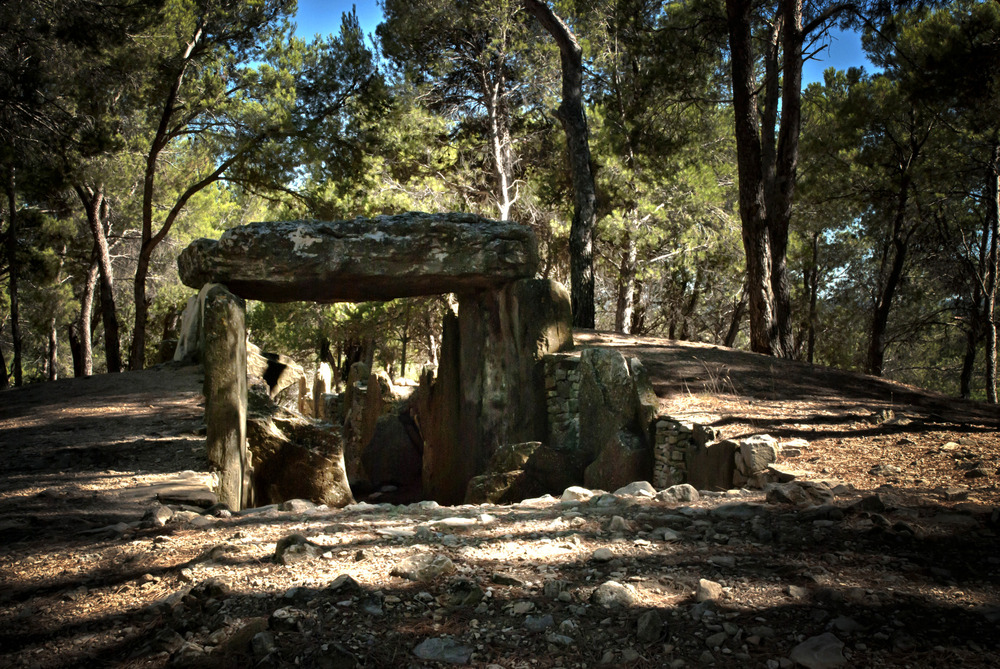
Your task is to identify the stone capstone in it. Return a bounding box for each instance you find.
[178,213,539,302]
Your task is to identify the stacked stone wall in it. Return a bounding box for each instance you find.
[544,353,581,452]
[653,419,692,489]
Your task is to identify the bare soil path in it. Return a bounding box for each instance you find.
[1,335,998,669]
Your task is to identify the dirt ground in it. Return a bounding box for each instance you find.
[1,333,998,669]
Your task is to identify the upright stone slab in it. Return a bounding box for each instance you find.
[313,362,332,419]
[422,310,462,503]
[201,284,249,511]
[421,278,573,505]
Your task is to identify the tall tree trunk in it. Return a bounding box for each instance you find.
[131,243,154,370]
[523,0,597,328]
[726,0,778,355]
[482,72,516,220]
[75,185,121,373]
[984,140,1000,402]
[767,0,804,358]
[46,315,58,381]
[4,168,22,386]
[614,228,637,334]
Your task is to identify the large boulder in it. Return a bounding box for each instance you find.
[177,213,539,302]
[246,387,354,508]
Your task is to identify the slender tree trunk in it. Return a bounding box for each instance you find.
[614,228,637,334]
[724,287,748,348]
[524,0,597,328]
[806,232,820,364]
[75,255,99,376]
[866,175,911,376]
[75,185,121,373]
[0,325,7,389]
[482,73,516,220]
[4,169,22,386]
[984,140,1000,402]
[131,245,154,370]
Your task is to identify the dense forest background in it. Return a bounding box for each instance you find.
[1,0,998,402]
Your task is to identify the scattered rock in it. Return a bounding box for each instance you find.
[789,632,847,669]
[590,581,637,608]
[561,486,594,503]
[695,579,723,602]
[391,553,456,582]
[274,533,325,565]
[592,547,615,562]
[765,481,835,507]
[614,481,656,497]
[657,484,700,503]
[412,637,473,664]
[525,614,554,633]
[636,610,665,643]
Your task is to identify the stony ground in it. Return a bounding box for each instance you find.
[1,334,999,669]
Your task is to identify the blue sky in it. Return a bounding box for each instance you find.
[293,0,870,85]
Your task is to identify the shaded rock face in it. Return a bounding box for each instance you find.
[464,442,541,504]
[246,387,354,508]
[579,349,656,491]
[361,412,422,489]
[178,213,539,303]
[422,279,574,505]
[202,284,249,511]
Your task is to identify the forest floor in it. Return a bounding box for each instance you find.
[0,332,998,669]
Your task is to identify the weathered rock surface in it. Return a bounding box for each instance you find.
[247,342,304,400]
[464,442,540,504]
[178,213,539,302]
[423,279,573,504]
[202,284,250,511]
[579,349,655,491]
[246,386,355,508]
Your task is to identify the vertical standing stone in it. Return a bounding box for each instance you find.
[202,284,249,511]
[297,375,309,415]
[313,362,332,420]
[422,279,574,505]
[422,309,462,504]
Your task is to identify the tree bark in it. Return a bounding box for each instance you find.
[75,255,99,377]
[0,323,8,389]
[4,168,22,386]
[523,0,597,328]
[767,0,804,357]
[806,231,820,364]
[866,173,911,376]
[726,0,778,355]
[984,140,1000,402]
[614,228,637,334]
[724,286,748,348]
[75,185,121,373]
